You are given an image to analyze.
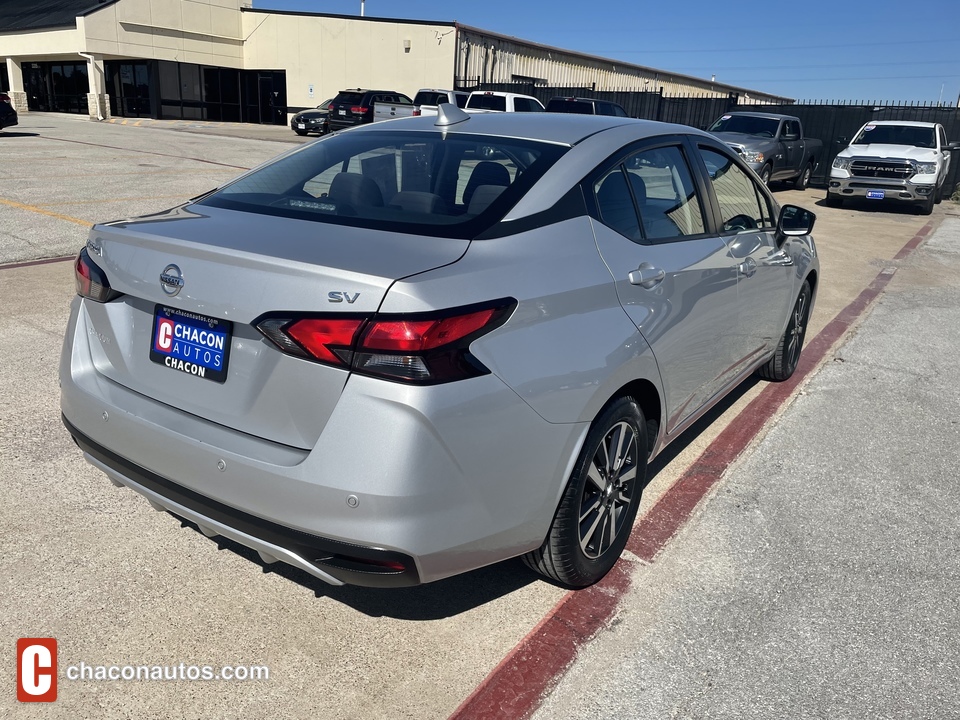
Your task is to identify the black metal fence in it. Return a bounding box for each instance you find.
[455,79,960,194]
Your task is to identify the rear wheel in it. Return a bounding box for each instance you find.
[793,162,813,190]
[758,280,811,382]
[523,397,647,588]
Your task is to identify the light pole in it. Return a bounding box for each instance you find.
[361,0,365,16]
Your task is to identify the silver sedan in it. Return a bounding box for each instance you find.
[61,106,818,589]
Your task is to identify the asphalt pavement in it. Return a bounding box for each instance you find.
[533,217,960,718]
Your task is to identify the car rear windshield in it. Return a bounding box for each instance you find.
[708,115,780,138]
[467,94,507,112]
[333,92,365,105]
[546,99,594,114]
[414,91,447,106]
[198,130,568,240]
[852,124,936,148]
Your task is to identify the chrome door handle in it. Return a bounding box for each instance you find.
[628,265,665,289]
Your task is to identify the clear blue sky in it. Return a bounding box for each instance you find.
[252,0,960,104]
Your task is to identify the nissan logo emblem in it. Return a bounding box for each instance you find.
[160,264,184,296]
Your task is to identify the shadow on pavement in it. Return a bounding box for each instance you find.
[175,516,536,619]
[813,197,926,215]
[170,374,767,618]
[0,131,40,137]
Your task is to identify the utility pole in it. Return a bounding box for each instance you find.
[360,0,365,16]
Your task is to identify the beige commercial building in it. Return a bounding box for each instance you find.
[0,0,789,124]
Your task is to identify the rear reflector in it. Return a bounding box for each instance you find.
[255,299,515,384]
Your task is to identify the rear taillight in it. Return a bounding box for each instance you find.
[0,93,10,105]
[412,108,421,116]
[255,300,515,384]
[349,106,368,114]
[75,247,122,302]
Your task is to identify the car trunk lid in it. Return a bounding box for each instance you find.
[82,204,467,449]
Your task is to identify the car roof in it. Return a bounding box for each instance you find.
[860,120,937,128]
[347,110,709,147]
[725,111,794,120]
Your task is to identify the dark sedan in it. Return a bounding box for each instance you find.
[291,99,334,137]
[1,92,18,131]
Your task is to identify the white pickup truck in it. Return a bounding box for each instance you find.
[828,120,959,215]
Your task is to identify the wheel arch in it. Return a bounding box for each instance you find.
[606,378,663,457]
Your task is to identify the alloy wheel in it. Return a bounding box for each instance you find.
[578,421,638,559]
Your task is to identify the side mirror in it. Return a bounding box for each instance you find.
[947,142,960,151]
[782,132,799,141]
[778,204,816,237]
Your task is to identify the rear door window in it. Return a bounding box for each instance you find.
[467,94,507,111]
[593,145,705,243]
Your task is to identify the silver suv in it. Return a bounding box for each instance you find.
[61,108,818,589]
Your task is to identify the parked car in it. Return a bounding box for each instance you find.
[707,111,823,189]
[413,88,470,117]
[827,120,958,215]
[60,108,818,590]
[464,91,544,113]
[327,89,413,131]
[546,96,629,117]
[1,92,18,131]
[291,99,334,137]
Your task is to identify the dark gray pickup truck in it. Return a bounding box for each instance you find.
[708,111,823,189]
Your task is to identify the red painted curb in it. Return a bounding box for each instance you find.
[449,219,936,720]
[0,255,73,272]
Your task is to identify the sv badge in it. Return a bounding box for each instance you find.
[328,291,360,304]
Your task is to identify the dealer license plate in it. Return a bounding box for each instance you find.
[866,190,885,200]
[150,305,232,383]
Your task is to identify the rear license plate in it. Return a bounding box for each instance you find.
[866,190,885,200]
[297,123,305,129]
[339,109,346,116]
[150,305,232,383]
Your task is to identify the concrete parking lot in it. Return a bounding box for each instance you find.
[2,113,956,719]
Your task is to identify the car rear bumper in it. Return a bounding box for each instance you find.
[60,301,585,586]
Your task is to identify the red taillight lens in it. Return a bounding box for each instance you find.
[284,317,365,366]
[349,106,368,114]
[361,310,496,352]
[74,247,121,303]
[412,108,421,116]
[255,300,515,384]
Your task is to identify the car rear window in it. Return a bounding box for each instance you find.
[199,131,568,240]
[414,91,447,106]
[467,94,507,112]
[333,92,365,105]
[546,99,595,114]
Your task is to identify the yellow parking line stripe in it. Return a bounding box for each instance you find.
[0,197,91,227]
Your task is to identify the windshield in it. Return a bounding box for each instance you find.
[852,124,936,148]
[708,115,780,138]
[198,131,567,239]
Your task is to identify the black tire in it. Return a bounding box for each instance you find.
[793,162,813,190]
[523,397,648,588]
[917,193,935,215]
[758,280,811,382]
[825,193,843,208]
[935,184,943,204]
[759,164,772,186]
